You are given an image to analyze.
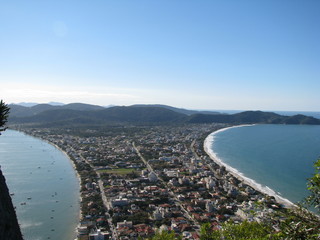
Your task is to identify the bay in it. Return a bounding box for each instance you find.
[206,124,320,205]
[0,130,80,240]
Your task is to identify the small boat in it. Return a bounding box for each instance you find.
[20,202,26,205]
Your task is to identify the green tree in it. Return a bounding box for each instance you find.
[276,159,320,239]
[306,159,320,212]
[148,230,181,240]
[200,221,278,240]
[200,222,219,240]
[278,210,320,240]
[0,100,10,134]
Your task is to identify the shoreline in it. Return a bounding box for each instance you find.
[46,141,83,239]
[203,124,295,209]
[11,129,82,240]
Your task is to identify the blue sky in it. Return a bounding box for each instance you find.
[1,1,319,111]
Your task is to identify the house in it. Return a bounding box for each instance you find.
[89,229,110,240]
[117,220,133,229]
[111,197,129,208]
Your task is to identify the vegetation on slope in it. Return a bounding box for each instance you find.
[8,104,320,127]
[188,111,320,125]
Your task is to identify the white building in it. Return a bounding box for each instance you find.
[153,207,163,220]
[89,229,109,240]
[117,220,133,229]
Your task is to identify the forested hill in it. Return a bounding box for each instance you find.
[8,104,320,126]
[188,111,320,125]
[8,106,187,126]
[131,104,220,116]
[8,103,105,117]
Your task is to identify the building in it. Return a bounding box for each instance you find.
[148,172,158,182]
[111,197,129,208]
[117,220,133,229]
[89,229,110,240]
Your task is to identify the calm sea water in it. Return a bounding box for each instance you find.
[208,124,320,204]
[0,130,80,240]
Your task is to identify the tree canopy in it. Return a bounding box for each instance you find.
[148,230,181,240]
[0,100,10,134]
[200,221,278,240]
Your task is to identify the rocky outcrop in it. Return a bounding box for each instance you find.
[0,169,23,240]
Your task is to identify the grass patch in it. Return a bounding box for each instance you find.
[98,168,137,175]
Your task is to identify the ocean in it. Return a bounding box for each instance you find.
[205,124,320,205]
[0,130,80,240]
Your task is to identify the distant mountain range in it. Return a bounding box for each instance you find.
[7,103,320,127]
[8,103,220,118]
[188,111,320,125]
[8,103,105,117]
[131,104,220,116]
[16,102,65,107]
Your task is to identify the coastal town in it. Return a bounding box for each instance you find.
[18,123,287,240]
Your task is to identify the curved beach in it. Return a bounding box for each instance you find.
[44,140,82,238]
[204,125,295,208]
[1,130,81,240]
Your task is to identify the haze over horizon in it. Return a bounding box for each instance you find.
[1,1,319,111]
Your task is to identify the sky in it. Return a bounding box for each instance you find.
[1,1,319,111]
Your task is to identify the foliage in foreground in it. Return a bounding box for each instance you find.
[276,158,320,239]
[0,100,10,133]
[278,208,320,240]
[200,221,278,240]
[147,230,181,240]
[306,159,320,214]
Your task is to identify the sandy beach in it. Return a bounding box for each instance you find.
[203,125,295,209]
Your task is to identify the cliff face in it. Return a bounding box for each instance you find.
[0,169,23,240]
